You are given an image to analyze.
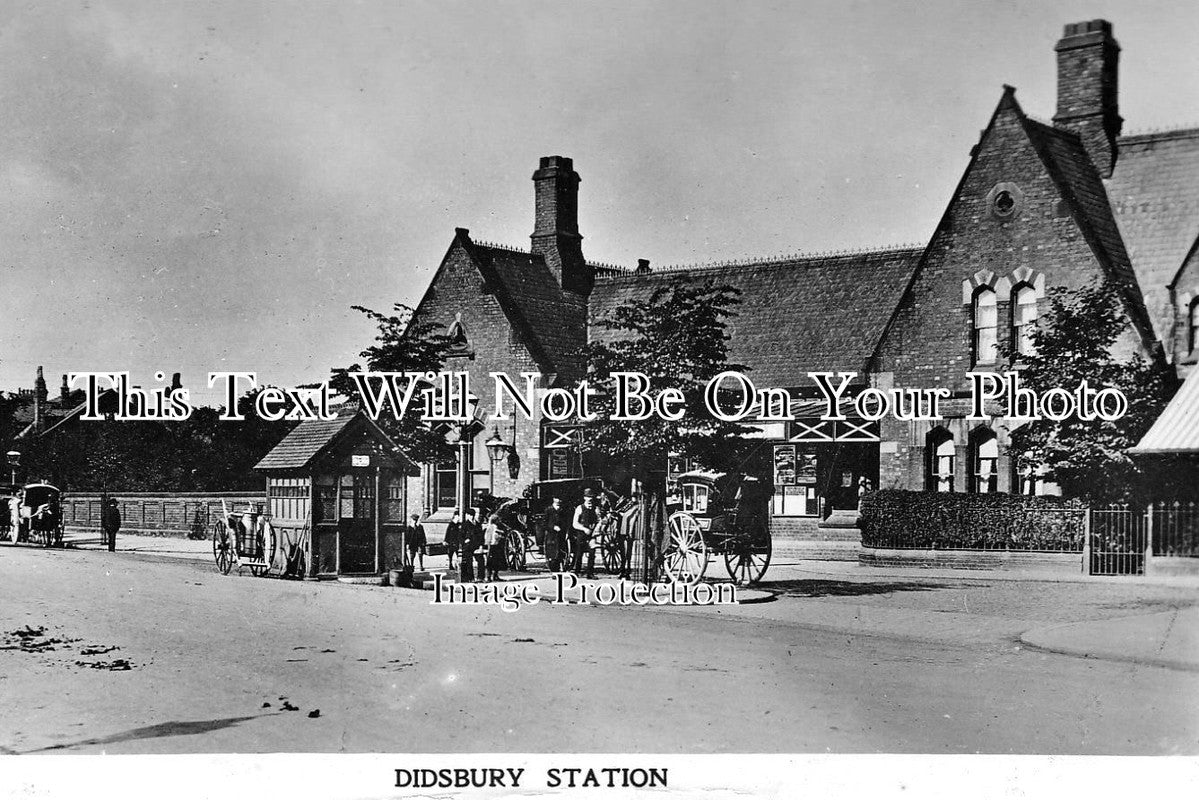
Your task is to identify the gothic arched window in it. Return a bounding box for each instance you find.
[969,427,999,494]
[926,428,955,493]
[1012,284,1038,357]
[973,287,998,364]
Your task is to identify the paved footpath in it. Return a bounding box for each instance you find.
[49,532,1199,673]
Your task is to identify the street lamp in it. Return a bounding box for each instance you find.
[484,425,521,481]
[484,427,509,464]
[6,451,19,486]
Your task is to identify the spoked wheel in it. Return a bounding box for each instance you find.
[212,520,235,575]
[724,531,772,586]
[558,536,576,574]
[663,512,708,586]
[505,531,526,571]
[601,535,624,574]
[248,521,276,577]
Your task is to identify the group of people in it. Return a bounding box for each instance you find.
[440,507,507,583]
[542,488,606,577]
[403,487,627,584]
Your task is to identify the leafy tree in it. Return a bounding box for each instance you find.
[331,303,455,465]
[13,389,292,492]
[579,279,756,490]
[1001,280,1176,503]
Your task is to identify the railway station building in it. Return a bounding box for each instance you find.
[400,20,1199,556]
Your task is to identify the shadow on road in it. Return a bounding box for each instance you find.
[23,715,264,753]
[762,579,954,598]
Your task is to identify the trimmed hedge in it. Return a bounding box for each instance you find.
[859,490,1086,552]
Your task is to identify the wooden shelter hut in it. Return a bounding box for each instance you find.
[254,408,418,577]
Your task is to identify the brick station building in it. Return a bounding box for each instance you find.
[401,20,1199,554]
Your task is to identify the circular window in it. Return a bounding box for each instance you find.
[987,182,1022,221]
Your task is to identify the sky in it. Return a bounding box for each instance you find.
[1,0,1197,406]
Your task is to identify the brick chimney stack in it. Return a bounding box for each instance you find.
[1054,19,1122,178]
[530,156,591,296]
[33,366,47,431]
[60,374,70,405]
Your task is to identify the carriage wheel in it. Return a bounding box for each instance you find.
[724,531,772,586]
[505,531,526,571]
[663,512,708,586]
[249,522,276,577]
[558,536,575,573]
[212,520,235,575]
[601,535,624,574]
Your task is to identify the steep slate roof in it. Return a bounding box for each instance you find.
[1105,128,1199,338]
[253,413,355,471]
[462,239,588,381]
[253,408,414,472]
[1019,111,1158,349]
[589,247,924,388]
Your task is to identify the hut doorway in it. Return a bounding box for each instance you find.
[338,471,378,574]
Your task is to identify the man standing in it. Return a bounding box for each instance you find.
[571,489,599,578]
[543,497,565,571]
[444,510,461,571]
[459,508,480,583]
[101,496,121,552]
[406,513,427,571]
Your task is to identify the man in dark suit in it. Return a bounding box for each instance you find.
[542,497,566,571]
[459,508,481,583]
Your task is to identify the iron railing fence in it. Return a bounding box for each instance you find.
[1151,501,1199,558]
[1089,503,1147,575]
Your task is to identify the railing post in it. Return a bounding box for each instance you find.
[1144,502,1154,576]
[1081,505,1091,574]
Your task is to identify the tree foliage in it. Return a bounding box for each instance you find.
[579,279,757,486]
[1000,280,1176,503]
[331,303,455,465]
[7,388,293,492]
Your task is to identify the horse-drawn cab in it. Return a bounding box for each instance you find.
[663,470,772,586]
[18,483,65,548]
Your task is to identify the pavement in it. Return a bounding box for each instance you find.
[30,530,1199,674]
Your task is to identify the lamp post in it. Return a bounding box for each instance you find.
[6,451,19,486]
[456,393,481,521]
[485,424,519,483]
[484,427,508,491]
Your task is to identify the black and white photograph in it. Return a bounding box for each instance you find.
[1,1,1197,797]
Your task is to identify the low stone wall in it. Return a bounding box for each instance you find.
[64,492,266,539]
[1148,557,1199,577]
[860,547,1083,573]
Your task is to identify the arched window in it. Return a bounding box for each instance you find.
[1012,284,1037,357]
[1189,298,1199,354]
[973,287,998,364]
[969,428,999,494]
[926,429,955,493]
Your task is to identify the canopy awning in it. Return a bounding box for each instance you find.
[1130,370,1199,455]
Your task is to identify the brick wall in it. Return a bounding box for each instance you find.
[407,237,554,516]
[873,94,1142,490]
[64,492,266,538]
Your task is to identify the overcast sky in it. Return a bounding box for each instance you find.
[1,0,1196,406]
